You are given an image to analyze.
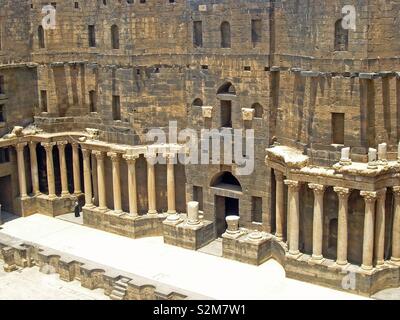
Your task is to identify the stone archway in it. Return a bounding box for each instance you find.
[210,171,242,236]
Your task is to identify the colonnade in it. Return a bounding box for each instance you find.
[15,141,82,199]
[274,172,400,270]
[15,141,178,215]
[84,150,177,215]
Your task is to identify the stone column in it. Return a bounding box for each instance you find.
[93,151,106,211]
[285,180,301,256]
[42,142,56,199]
[108,152,122,213]
[375,189,386,267]
[392,187,400,264]
[334,187,351,265]
[28,141,40,196]
[57,141,69,196]
[275,171,285,240]
[15,143,28,199]
[309,184,326,261]
[82,148,93,207]
[123,154,138,216]
[166,153,176,214]
[145,153,157,215]
[72,143,82,194]
[360,191,377,271]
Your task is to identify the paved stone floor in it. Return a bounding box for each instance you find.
[0,214,370,300]
[0,261,109,300]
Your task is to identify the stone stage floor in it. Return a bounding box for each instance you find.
[0,214,369,300]
[0,261,109,300]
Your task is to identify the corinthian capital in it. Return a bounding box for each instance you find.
[284,180,301,191]
[360,191,378,203]
[334,187,351,199]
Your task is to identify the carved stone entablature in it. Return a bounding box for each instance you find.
[202,106,213,118]
[265,145,309,170]
[241,108,255,121]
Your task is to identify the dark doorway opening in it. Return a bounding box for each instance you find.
[215,195,239,236]
[221,100,232,128]
[0,175,13,214]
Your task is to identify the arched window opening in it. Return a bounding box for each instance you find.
[111,24,120,49]
[217,82,236,95]
[38,26,45,49]
[334,19,348,51]
[192,98,203,107]
[220,21,231,48]
[211,171,242,192]
[252,103,263,119]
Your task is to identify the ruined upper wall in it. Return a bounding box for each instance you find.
[0,0,32,63]
[3,0,394,71]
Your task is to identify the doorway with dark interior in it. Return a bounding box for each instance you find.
[215,195,239,237]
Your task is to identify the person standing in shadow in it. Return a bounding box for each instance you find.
[74,201,80,218]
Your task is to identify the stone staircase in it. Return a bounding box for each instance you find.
[110,277,130,300]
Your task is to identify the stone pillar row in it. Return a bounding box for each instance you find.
[85,150,176,216]
[274,171,400,269]
[15,141,83,200]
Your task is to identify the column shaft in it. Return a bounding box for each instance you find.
[16,143,28,199]
[166,153,176,214]
[43,143,56,198]
[361,191,377,270]
[334,187,350,265]
[309,184,326,260]
[82,149,93,207]
[285,180,301,255]
[375,189,386,267]
[57,141,68,196]
[275,172,284,240]
[29,142,40,195]
[392,187,400,264]
[108,152,122,213]
[93,151,106,210]
[72,143,82,194]
[146,154,157,214]
[124,155,138,216]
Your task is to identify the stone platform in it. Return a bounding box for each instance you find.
[222,229,400,297]
[83,207,167,239]
[0,214,367,300]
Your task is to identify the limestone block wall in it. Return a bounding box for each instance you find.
[0,0,32,63]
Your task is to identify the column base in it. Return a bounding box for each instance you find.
[61,192,69,198]
[308,257,325,266]
[83,203,95,209]
[359,265,375,275]
[288,250,302,259]
[361,264,373,271]
[147,210,158,215]
[329,261,350,271]
[390,258,400,266]
[167,210,177,215]
[275,233,283,241]
[48,194,57,200]
[98,207,108,212]
[128,212,139,218]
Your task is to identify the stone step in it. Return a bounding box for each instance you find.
[110,293,124,300]
[111,290,125,298]
[113,284,128,291]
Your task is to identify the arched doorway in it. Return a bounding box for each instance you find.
[211,171,242,236]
